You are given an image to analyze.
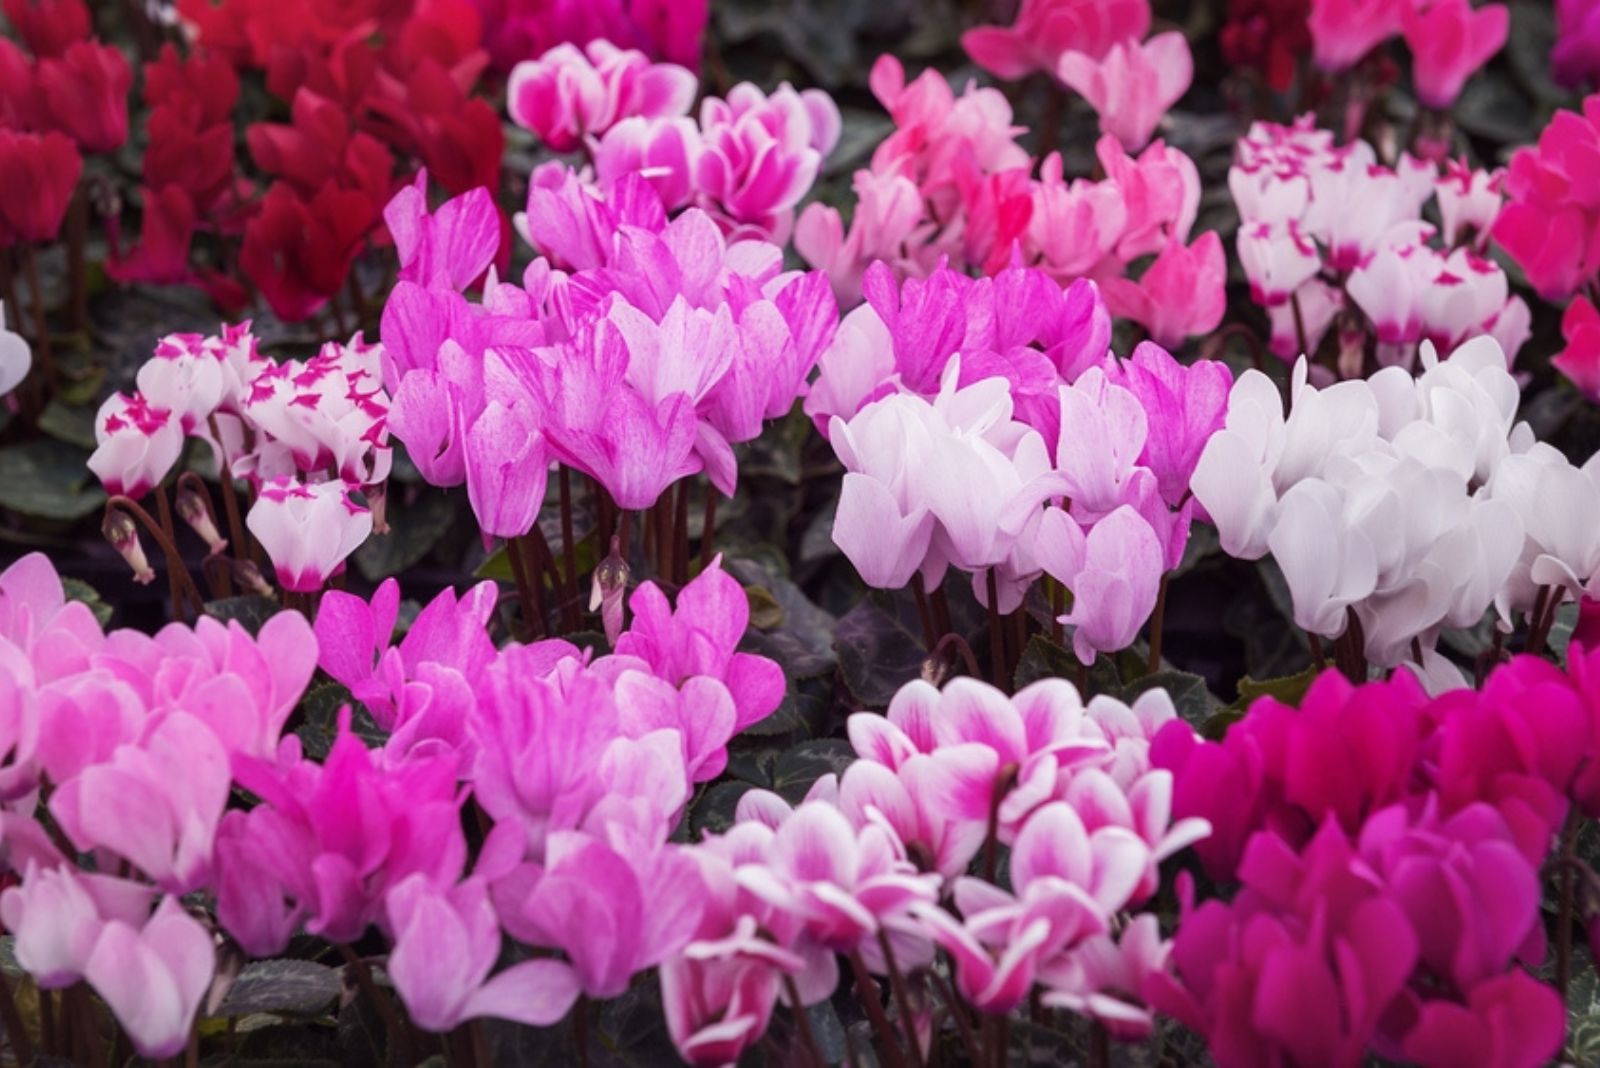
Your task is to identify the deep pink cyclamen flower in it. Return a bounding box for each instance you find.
[1555,0,1600,89]
[217,710,467,954]
[2,0,90,58]
[245,477,373,593]
[0,128,83,244]
[963,0,1151,80]
[1490,95,1600,301]
[1099,341,1232,508]
[384,171,501,291]
[1554,294,1600,401]
[36,40,131,153]
[1056,33,1192,152]
[1401,0,1508,110]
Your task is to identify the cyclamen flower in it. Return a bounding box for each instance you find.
[1057,33,1193,153]
[1554,295,1600,401]
[1492,94,1600,301]
[507,40,697,153]
[1401,0,1508,110]
[0,128,82,244]
[1555,0,1600,89]
[0,301,30,397]
[245,477,373,593]
[963,0,1151,79]
[88,392,184,499]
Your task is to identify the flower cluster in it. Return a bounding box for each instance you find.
[467,0,707,76]
[813,261,1230,664]
[0,547,784,1056]
[1220,0,1311,92]
[796,55,1223,347]
[1231,116,1527,371]
[89,323,387,594]
[1309,0,1507,109]
[1147,652,1600,1067]
[1192,335,1600,676]
[963,0,1193,151]
[0,0,124,246]
[509,40,841,243]
[665,676,1209,1063]
[165,0,501,321]
[380,163,837,538]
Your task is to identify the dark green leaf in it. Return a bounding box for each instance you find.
[35,399,98,448]
[1231,667,1318,711]
[295,683,387,760]
[691,780,754,838]
[745,584,784,630]
[835,595,926,706]
[1014,634,1081,690]
[0,439,105,520]
[353,491,456,581]
[61,576,113,627]
[771,739,856,804]
[1117,670,1216,728]
[212,959,341,1018]
[203,595,283,636]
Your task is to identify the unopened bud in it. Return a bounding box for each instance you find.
[230,559,276,599]
[589,535,629,646]
[175,483,228,556]
[103,509,155,585]
[365,481,389,536]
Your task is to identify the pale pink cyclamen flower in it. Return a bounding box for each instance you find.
[385,874,581,1032]
[508,40,698,154]
[1056,33,1193,152]
[82,896,215,1060]
[963,0,1151,79]
[245,477,373,593]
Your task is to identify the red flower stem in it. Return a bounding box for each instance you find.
[933,966,982,1066]
[672,477,689,586]
[1558,810,1581,999]
[699,484,718,569]
[152,482,193,620]
[876,929,924,1068]
[558,466,578,615]
[66,185,87,334]
[1088,1020,1109,1068]
[913,584,936,651]
[176,472,232,598]
[337,945,411,1068]
[1147,572,1169,674]
[23,245,54,394]
[108,494,205,622]
[849,949,908,1068]
[985,569,1006,691]
[781,974,825,1068]
[574,994,590,1068]
[504,534,539,639]
[516,533,548,639]
[933,632,982,680]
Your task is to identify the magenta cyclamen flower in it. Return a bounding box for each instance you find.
[246,477,373,593]
[963,0,1151,79]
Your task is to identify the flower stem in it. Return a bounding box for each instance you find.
[1147,572,1169,674]
[877,929,924,1068]
[849,949,909,1068]
[504,535,539,640]
[558,466,579,623]
[782,974,825,1068]
[337,945,411,1068]
[985,569,1006,691]
[107,495,206,622]
[700,483,719,570]
[23,245,54,396]
[1559,810,1581,1000]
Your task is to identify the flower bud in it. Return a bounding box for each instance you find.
[589,535,629,646]
[102,508,155,585]
[175,481,228,556]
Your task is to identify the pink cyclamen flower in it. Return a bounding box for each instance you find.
[1100,232,1226,348]
[1309,0,1408,72]
[1554,293,1600,402]
[1036,505,1165,666]
[1401,0,1509,110]
[1056,33,1192,152]
[82,896,215,1060]
[963,0,1152,79]
[508,40,697,154]
[245,477,373,593]
[386,874,580,1032]
[1099,341,1233,508]
[88,392,184,499]
[384,171,501,291]
[695,82,842,239]
[0,863,152,990]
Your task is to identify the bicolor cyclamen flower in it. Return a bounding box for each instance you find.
[507,40,697,153]
[88,392,184,499]
[245,477,373,593]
